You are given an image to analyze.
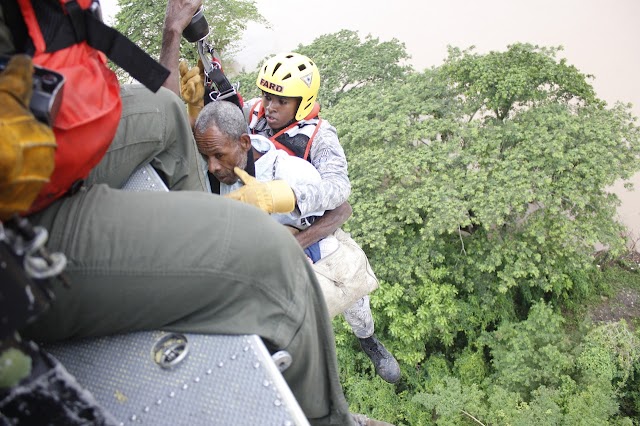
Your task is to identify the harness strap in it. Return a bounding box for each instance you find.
[25,0,169,92]
[65,1,86,43]
[84,13,169,92]
[248,100,322,161]
[204,66,242,109]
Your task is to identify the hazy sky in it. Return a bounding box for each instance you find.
[102,0,639,114]
[236,0,639,117]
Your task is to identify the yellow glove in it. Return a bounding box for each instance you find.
[0,55,56,220]
[224,167,296,214]
[179,59,205,121]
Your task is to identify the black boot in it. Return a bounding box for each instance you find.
[351,413,396,426]
[358,335,401,383]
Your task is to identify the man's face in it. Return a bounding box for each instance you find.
[262,91,299,131]
[194,126,249,185]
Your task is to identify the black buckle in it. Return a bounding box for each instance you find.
[63,1,87,43]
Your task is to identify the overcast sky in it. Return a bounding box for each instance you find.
[102,0,639,115]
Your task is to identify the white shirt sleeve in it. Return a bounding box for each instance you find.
[269,150,325,227]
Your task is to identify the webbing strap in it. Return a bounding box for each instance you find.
[65,1,86,43]
[84,12,169,92]
[204,66,242,109]
[32,0,169,92]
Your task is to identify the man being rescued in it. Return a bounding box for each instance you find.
[193,97,401,385]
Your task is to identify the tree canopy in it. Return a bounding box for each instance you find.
[300,40,640,424]
[295,30,412,107]
[128,19,640,421]
[233,29,412,106]
[326,42,639,354]
[112,0,267,80]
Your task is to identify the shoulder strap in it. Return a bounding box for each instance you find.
[17,0,169,92]
[1,0,29,52]
[271,117,323,161]
[198,40,242,109]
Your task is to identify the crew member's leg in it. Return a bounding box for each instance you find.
[23,188,354,426]
[85,84,207,192]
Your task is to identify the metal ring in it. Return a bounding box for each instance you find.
[152,333,189,369]
[271,350,292,373]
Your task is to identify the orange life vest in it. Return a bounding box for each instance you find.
[247,100,322,161]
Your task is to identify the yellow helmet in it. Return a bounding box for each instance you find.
[256,52,321,121]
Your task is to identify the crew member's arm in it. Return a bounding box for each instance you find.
[267,150,352,248]
[294,202,352,249]
[159,0,202,96]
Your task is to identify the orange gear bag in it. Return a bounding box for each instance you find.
[17,0,121,214]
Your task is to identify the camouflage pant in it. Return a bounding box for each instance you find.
[343,295,374,339]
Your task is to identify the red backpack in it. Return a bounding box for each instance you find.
[14,0,168,214]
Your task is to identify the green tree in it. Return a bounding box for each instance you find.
[112,0,267,81]
[295,30,412,107]
[324,44,640,365]
[233,29,411,107]
[577,320,640,389]
[412,304,634,425]
[325,47,639,426]
[481,301,574,396]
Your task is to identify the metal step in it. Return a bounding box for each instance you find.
[38,164,309,425]
[121,163,169,192]
[45,332,308,426]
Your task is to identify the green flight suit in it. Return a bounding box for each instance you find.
[18,84,353,425]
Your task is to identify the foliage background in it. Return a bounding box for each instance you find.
[111,4,640,421]
[111,0,267,82]
[238,33,640,425]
